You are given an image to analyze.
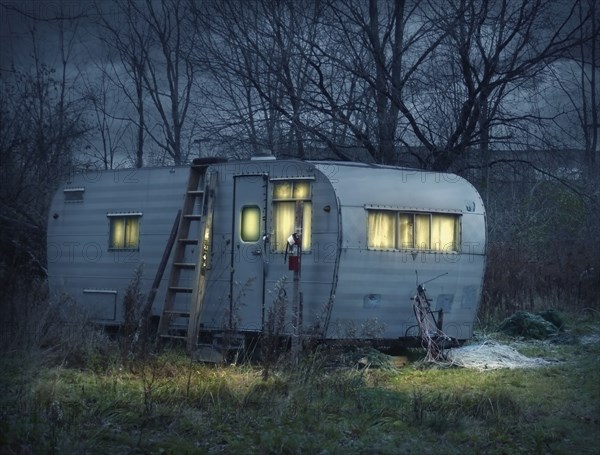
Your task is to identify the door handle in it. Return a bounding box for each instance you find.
[252,249,262,256]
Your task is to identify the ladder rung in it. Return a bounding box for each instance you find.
[159,166,215,343]
[159,334,187,340]
[163,310,191,316]
[178,239,199,245]
[169,286,193,293]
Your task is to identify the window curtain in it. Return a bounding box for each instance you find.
[431,214,458,251]
[397,214,414,249]
[125,218,139,248]
[273,202,294,251]
[110,218,125,249]
[368,211,396,249]
[273,202,312,252]
[414,214,430,249]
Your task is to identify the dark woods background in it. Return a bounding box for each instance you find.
[1,0,598,340]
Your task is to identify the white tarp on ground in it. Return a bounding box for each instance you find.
[446,342,555,371]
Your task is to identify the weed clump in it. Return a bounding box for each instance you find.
[537,309,566,331]
[498,311,559,339]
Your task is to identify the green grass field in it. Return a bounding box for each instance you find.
[1,313,599,454]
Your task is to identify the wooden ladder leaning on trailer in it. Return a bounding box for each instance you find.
[157,161,218,354]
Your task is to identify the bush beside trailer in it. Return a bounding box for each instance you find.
[47,158,486,352]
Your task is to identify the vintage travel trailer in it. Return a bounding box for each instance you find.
[47,158,486,354]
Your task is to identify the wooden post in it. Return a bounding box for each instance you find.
[291,200,303,364]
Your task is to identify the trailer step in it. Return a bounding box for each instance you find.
[174,262,196,269]
[187,190,205,196]
[191,336,246,363]
[184,214,202,220]
[213,333,246,350]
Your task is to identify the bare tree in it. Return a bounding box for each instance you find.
[96,0,200,166]
[193,0,323,158]
[195,0,591,169]
[81,63,130,169]
[95,0,151,168]
[417,0,592,172]
[578,0,599,185]
[193,0,432,162]
[135,0,198,165]
[547,0,599,185]
[0,26,86,301]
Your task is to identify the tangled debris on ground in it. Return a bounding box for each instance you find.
[446,342,556,371]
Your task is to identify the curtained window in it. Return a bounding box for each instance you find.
[367,210,460,252]
[431,214,460,251]
[108,213,142,250]
[272,181,312,252]
[368,211,396,249]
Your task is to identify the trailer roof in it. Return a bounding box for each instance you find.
[61,160,483,216]
[312,161,484,215]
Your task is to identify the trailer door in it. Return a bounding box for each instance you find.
[231,175,268,331]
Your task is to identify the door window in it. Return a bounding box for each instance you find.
[272,181,312,252]
[241,205,261,242]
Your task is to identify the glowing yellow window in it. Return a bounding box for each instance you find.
[368,211,396,249]
[241,206,261,242]
[272,181,312,252]
[414,214,431,250]
[431,214,460,252]
[367,210,461,251]
[397,213,414,249]
[108,214,141,250]
[273,182,293,199]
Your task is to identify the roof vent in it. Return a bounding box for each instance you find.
[250,150,276,160]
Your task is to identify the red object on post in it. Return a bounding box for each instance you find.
[288,255,299,271]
